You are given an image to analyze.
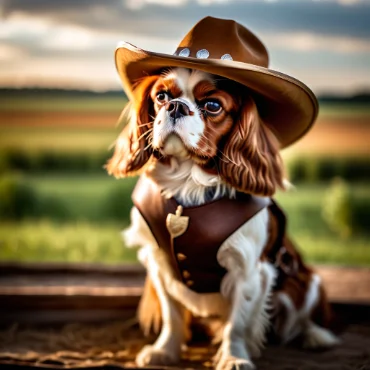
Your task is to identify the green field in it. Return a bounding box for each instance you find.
[1,95,370,118]
[1,218,368,266]
[0,94,369,266]
[0,126,118,152]
[0,96,127,113]
[0,220,137,264]
[318,103,370,118]
[0,174,369,265]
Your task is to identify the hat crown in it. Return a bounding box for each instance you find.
[174,16,269,68]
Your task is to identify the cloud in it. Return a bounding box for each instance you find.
[0,56,120,91]
[126,0,187,9]
[42,26,95,51]
[335,0,363,5]
[265,32,370,53]
[1,0,370,39]
[0,43,26,60]
[126,0,232,8]
[124,0,367,7]
[0,0,369,93]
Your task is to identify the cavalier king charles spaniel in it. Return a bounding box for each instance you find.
[107,68,338,370]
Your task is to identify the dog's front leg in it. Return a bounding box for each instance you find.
[136,264,186,367]
[215,210,271,370]
[215,269,262,370]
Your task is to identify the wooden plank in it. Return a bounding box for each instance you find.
[0,263,369,324]
[0,262,146,276]
[1,263,369,302]
[315,265,370,303]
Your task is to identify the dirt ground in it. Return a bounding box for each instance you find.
[1,265,370,369]
[287,118,370,155]
[255,323,370,370]
[0,311,369,369]
[0,111,118,128]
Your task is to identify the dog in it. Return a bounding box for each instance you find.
[107,17,339,370]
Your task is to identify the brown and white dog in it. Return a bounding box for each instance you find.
[107,68,338,370]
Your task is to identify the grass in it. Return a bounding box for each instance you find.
[275,184,370,266]
[0,96,127,113]
[0,219,368,266]
[0,126,118,152]
[0,220,137,264]
[27,174,137,221]
[0,94,369,266]
[291,233,369,266]
[0,174,369,265]
[26,174,369,224]
[318,103,370,119]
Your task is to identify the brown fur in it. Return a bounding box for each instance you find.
[311,281,333,328]
[137,277,162,336]
[106,75,158,177]
[219,96,285,196]
[138,277,199,342]
[196,84,240,159]
[151,78,183,101]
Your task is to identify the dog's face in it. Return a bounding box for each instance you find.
[107,68,284,196]
[149,69,239,164]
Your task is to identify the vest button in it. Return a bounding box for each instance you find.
[186,280,194,287]
[182,270,191,279]
[177,253,187,261]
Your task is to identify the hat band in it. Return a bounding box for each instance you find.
[175,48,233,61]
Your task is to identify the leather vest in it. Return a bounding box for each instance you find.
[132,175,270,293]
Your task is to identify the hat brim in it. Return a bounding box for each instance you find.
[115,42,318,148]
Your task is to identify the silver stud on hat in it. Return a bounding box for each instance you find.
[179,48,190,57]
[196,49,209,59]
[221,53,233,61]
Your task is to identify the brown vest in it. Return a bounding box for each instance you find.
[132,175,270,293]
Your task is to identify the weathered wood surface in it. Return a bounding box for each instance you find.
[0,316,369,369]
[0,263,369,369]
[0,263,369,323]
[1,263,369,300]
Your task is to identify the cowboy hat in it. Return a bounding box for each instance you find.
[115,16,318,148]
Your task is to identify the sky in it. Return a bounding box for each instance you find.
[0,0,369,95]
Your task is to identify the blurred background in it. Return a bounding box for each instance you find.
[0,0,369,265]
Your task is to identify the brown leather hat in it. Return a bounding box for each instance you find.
[115,16,318,148]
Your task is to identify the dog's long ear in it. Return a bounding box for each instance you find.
[106,75,158,178]
[219,96,285,196]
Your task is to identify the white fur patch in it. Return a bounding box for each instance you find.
[149,158,234,207]
[276,292,301,343]
[303,321,340,348]
[303,274,321,316]
[153,68,214,153]
[275,273,339,346]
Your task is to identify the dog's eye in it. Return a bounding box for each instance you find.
[156,91,169,104]
[203,100,222,114]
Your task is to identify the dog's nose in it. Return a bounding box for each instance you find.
[166,101,190,121]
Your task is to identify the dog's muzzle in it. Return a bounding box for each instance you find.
[165,98,194,123]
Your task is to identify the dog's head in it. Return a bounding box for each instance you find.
[107,68,285,196]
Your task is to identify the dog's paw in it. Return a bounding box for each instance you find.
[215,355,255,370]
[214,346,255,370]
[136,345,179,366]
[303,324,340,349]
